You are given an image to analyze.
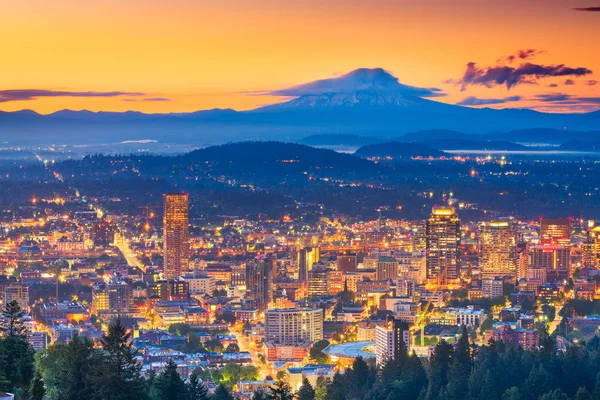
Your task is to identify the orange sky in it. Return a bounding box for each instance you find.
[0,0,599,113]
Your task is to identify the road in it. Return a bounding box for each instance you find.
[114,232,145,271]
[237,334,273,379]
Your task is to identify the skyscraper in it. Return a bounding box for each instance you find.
[540,218,571,246]
[479,221,517,278]
[163,193,190,279]
[298,247,320,281]
[375,317,410,367]
[264,308,323,345]
[426,206,461,284]
[246,255,275,310]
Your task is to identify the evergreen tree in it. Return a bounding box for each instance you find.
[575,386,593,400]
[188,373,210,400]
[538,389,569,400]
[267,379,294,400]
[29,371,45,400]
[252,389,267,400]
[57,334,99,400]
[297,377,315,400]
[313,376,327,400]
[1,300,28,338]
[213,384,234,400]
[501,387,522,400]
[94,319,148,400]
[426,341,453,400]
[0,335,35,395]
[154,360,188,400]
[522,364,551,400]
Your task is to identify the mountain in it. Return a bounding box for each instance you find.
[1,68,600,148]
[420,138,528,151]
[559,141,600,152]
[354,142,446,158]
[298,134,382,146]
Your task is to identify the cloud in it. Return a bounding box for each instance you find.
[588,80,598,86]
[456,95,522,106]
[564,79,575,85]
[500,49,544,64]
[0,89,144,103]
[574,7,600,11]
[534,93,600,105]
[548,83,559,88]
[123,97,170,102]
[262,68,445,98]
[456,61,592,90]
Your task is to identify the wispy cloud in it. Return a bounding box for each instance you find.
[0,89,145,103]
[123,97,170,102]
[573,7,600,11]
[456,95,522,106]
[498,49,545,64]
[534,93,600,104]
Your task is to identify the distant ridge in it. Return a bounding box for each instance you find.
[354,142,447,158]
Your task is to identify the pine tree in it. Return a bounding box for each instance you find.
[538,389,569,400]
[1,300,28,338]
[267,379,294,400]
[213,384,234,400]
[188,373,209,400]
[426,341,453,400]
[501,387,522,400]
[59,334,99,400]
[0,334,35,395]
[94,319,148,400]
[154,360,188,400]
[29,371,45,400]
[313,376,327,400]
[575,386,592,400]
[252,389,267,400]
[297,377,315,400]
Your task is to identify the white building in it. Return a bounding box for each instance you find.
[264,308,323,345]
[482,277,504,298]
[375,319,410,367]
[180,272,216,295]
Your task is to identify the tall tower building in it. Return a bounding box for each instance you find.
[540,218,571,246]
[245,255,275,310]
[163,193,190,279]
[426,206,461,284]
[479,222,517,278]
[298,247,320,281]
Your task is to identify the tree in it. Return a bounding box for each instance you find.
[29,371,45,400]
[213,384,234,400]
[0,335,35,396]
[252,389,267,400]
[153,360,188,400]
[93,319,148,400]
[538,389,569,400]
[313,376,327,400]
[426,341,453,400]
[1,300,28,338]
[501,387,521,400]
[56,334,98,400]
[204,339,224,353]
[267,380,294,400]
[188,373,210,400]
[224,343,240,353]
[575,386,592,400]
[296,378,315,400]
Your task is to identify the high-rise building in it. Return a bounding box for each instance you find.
[298,247,320,281]
[540,218,571,246]
[337,253,357,273]
[479,222,517,278]
[307,265,328,299]
[246,255,275,310]
[377,256,399,282]
[528,245,570,282]
[583,221,600,269]
[264,308,323,345]
[163,193,190,279]
[92,279,132,315]
[375,318,410,367]
[3,283,30,312]
[426,206,461,284]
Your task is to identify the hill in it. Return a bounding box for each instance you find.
[354,142,447,158]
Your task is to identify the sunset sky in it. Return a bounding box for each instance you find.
[1,0,599,114]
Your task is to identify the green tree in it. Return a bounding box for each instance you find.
[213,384,234,400]
[426,341,453,400]
[0,335,35,396]
[153,360,188,400]
[1,300,28,338]
[29,371,45,400]
[267,380,294,400]
[538,389,569,400]
[93,319,148,400]
[522,364,550,400]
[56,335,99,400]
[225,343,240,353]
[575,386,592,400]
[188,373,210,400]
[252,389,267,400]
[313,376,327,400]
[296,378,315,400]
[501,387,522,400]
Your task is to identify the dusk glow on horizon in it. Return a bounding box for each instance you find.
[1,0,599,114]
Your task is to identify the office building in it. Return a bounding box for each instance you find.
[246,255,275,310]
[377,256,399,282]
[426,206,461,284]
[482,277,504,298]
[3,283,29,312]
[264,308,323,345]
[92,279,132,315]
[479,222,517,278]
[375,318,410,367]
[307,266,328,299]
[540,218,571,246]
[528,245,570,282]
[298,247,320,281]
[337,253,357,273]
[163,193,190,279]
